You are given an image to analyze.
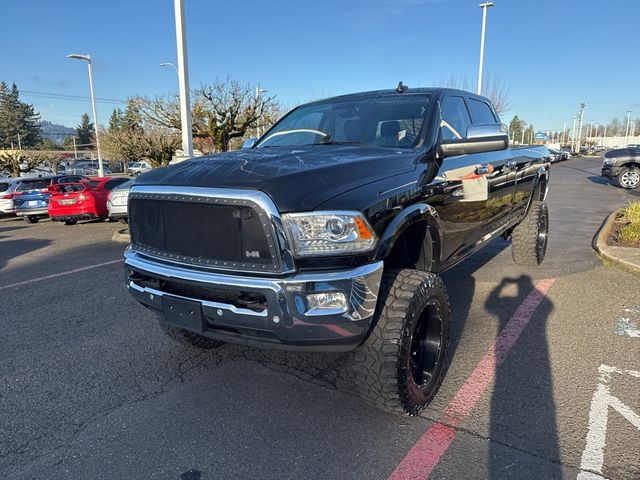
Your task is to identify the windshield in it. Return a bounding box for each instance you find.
[257,94,430,149]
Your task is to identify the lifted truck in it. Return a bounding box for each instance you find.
[124,86,550,414]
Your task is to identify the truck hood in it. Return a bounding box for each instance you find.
[134,145,418,211]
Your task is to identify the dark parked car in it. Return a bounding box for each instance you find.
[124,87,550,415]
[602,147,640,189]
[13,175,87,223]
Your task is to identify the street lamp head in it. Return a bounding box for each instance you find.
[67,53,91,62]
[479,2,495,8]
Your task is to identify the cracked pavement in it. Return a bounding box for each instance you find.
[0,156,639,479]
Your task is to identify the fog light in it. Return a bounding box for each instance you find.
[306,292,348,315]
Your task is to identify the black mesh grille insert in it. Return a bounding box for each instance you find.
[129,197,276,270]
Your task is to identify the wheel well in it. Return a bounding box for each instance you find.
[537,176,547,201]
[620,162,639,170]
[384,221,434,272]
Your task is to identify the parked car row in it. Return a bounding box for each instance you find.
[0,174,135,224]
[548,148,570,163]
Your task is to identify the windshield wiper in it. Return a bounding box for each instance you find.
[314,140,363,146]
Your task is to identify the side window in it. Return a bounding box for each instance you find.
[468,98,498,124]
[440,96,471,140]
[105,178,128,190]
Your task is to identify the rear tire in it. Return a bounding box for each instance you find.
[617,167,640,189]
[23,216,39,224]
[157,316,225,350]
[118,218,128,224]
[64,219,77,225]
[511,200,549,265]
[352,269,451,415]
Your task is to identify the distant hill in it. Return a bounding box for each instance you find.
[40,120,74,144]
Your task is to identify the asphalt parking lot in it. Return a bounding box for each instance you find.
[1,156,639,480]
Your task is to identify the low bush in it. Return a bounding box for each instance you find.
[620,201,640,224]
[618,223,640,246]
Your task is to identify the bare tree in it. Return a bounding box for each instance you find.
[102,128,180,168]
[0,150,40,177]
[134,78,279,152]
[438,72,511,116]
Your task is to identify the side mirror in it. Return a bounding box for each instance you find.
[242,138,258,150]
[438,124,509,158]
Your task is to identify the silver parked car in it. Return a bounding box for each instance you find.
[107,178,134,222]
[0,178,22,215]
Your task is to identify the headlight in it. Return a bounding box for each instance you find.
[603,158,616,165]
[283,211,377,256]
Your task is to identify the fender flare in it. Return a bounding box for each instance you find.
[374,203,443,270]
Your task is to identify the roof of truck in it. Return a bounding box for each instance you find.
[305,87,489,106]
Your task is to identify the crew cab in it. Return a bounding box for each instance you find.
[124,87,550,414]
[602,146,640,189]
[48,176,130,225]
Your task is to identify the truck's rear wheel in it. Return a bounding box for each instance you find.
[511,200,549,266]
[352,269,450,415]
[23,216,39,224]
[157,316,225,350]
[617,167,640,189]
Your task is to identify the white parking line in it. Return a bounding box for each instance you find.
[577,365,640,480]
[0,259,123,291]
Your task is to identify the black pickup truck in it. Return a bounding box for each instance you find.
[124,87,550,414]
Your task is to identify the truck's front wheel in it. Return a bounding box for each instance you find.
[157,316,225,350]
[352,269,451,415]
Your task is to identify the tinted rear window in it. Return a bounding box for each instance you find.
[0,182,10,192]
[105,178,129,190]
[468,98,497,123]
[17,180,50,191]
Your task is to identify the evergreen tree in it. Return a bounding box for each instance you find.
[108,108,124,132]
[76,113,94,149]
[509,115,525,143]
[122,100,143,132]
[0,81,42,148]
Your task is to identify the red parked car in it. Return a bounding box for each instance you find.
[48,177,130,225]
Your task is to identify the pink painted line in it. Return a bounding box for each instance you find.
[389,278,556,480]
[0,259,123,291]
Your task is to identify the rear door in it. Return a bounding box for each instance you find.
[432,94,491,263]
[465,96,516,233]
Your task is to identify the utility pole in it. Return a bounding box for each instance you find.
[603,125,607,147]
[625,110,631,146]
[477,2,495,95]
[571,117,577,151]
[174,0,193,158]
[17,133,22,151]
[73,137,78,159]
[561,122,566,145]
[575,103,585,154]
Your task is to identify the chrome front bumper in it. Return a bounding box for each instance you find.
[124,249,383,351]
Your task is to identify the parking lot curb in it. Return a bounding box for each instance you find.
[112,228,131,243]
[593,210,640,275]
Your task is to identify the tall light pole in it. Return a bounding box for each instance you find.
[625,110,632,146]
[477,2,495,95]
[160,62,179,75]
[571,117,577,151]
[174,0,193,158]
[576,103,585,154]
[67,53,104,176]
[255,86,267,137]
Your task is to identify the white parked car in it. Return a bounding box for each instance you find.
[0,178,22,215]
[107,179,135,222]
[127,161,152,176]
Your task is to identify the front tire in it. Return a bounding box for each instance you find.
[23,216,39,224]
[352,269,451,415]
[511,200,549,265]
[64,219,77,225]
[617,167,640,189]
[157,316,225,350]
